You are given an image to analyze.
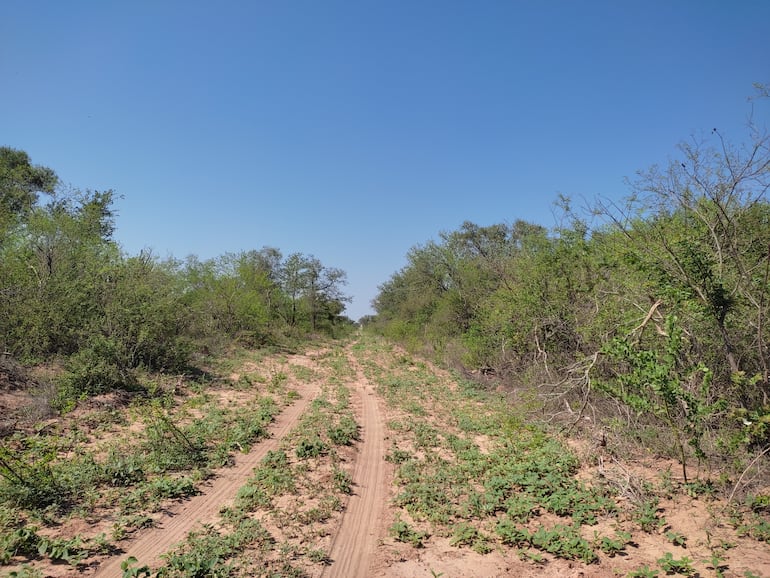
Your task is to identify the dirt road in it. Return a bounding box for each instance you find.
[91,344,392,577]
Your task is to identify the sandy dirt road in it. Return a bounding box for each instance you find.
[91,344,392,577]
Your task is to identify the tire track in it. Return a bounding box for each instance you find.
[323,348,388,578]
[94,379,318,577]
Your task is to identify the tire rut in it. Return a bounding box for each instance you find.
[93,380,318,577]
[322,348,388,578]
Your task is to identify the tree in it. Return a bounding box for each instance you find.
[280,253,311,328]
[371,218,592,372]
[303,256,349,331]
[0,147,58,239]
[279,253,349,332]
[235,247,284,327]
[0,188,119,359]
[177,249,282,345]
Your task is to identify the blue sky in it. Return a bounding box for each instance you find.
[2,1,768,320]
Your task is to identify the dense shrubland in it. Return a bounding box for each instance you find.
[0,146,353,407]
[370,93,770,486]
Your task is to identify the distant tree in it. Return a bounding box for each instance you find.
[178,248,282,346]
[304,256,349,331]
[358,314,377,327]
[279,253,349,332]
[372,218,589,371]
[280,253,311,328]
[236,247,284,327]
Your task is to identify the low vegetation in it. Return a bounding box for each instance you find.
[0,345,361,576]
[1,334,769,575]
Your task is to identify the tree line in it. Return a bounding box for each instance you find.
[369,91,770,480]
[0,147,352,403]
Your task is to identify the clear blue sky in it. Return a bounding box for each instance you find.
[2,1,768,320]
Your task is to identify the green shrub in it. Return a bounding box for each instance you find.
[252,450,295,495]
[295,436,328,459]
[0,445,66,510]
[60,337,135,398]
[390,518,427,547]
[103,452,145,487]
[495,519,530,546]
[529,524,597,564]
[328,415,359,446]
